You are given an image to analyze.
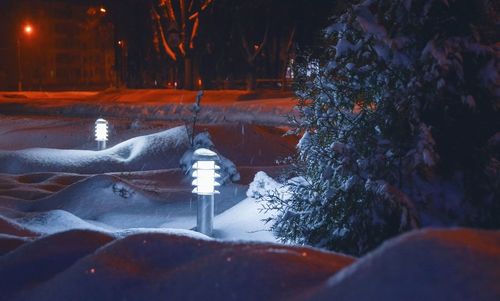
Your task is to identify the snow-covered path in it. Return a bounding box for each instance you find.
[0,89,297,125]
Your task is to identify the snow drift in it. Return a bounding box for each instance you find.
[0,230,353,301]
[1,228,498,301]
[28,174,158,219]
[0,126,190,174]
[311,228,500,301]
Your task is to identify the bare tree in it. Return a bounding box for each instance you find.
[280,24,296,90]
[238,20,269,91]
[152,0,213,89]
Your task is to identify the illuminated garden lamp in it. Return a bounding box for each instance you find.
[192,148,220,236]
[95,118,108,150]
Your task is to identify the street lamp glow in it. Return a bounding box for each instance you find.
[192,148,221,236]
[17,23,35,91]
[24,25,33,35]
[95,118,108,150]
[99,7,107,13]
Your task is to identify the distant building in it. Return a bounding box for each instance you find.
[0,0,116,91]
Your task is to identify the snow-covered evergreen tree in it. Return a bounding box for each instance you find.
[263,0,499,255]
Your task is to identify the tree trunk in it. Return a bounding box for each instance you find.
[281,55,289,91]
[184,57,193,90]
[246,64,256,91]
[281,25,296,91]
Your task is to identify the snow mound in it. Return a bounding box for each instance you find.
[29,174,159,219]
[0,229,114,301]
[213,171,281,242]
[0,234,32,255]
[13,209,113,235]
[0,214,39,238]
[4,231,353,301]
[1,228,497,300]
[247,170,284,198]
[0,169,251,234]
[0,126,190,174]
[113,227,211,240]
[312,228,500,301]
[213,196,275,242]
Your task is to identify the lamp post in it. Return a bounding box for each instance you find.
[191,148,220,236]
[95,118,109,150]
[17,24,33,91]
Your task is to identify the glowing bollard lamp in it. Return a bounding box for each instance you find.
[192,148,220,236]
[95,118,109,150]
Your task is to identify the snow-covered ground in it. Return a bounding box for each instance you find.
[0,90,498,300]
[0,91,298,244]
[0,90,299,243]
[310,228,500,301]
[1,227,497,301]
[0,89,297,125]
[0,122,293,241]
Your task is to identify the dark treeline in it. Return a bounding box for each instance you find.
[106,0,338,90]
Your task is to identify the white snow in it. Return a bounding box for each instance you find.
[311,228,500,301]
[1,171,276,243]
[0,115,296,244]
[213,172,281,242]
[356,12,387,39]
[0,229,354,301]
[0,125,190,174]
[0,90,497,300]
[335,37,355,58]
[14,209,112,234]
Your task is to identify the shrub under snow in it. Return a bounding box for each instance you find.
[180,131,240,183]
[263,0,499,255]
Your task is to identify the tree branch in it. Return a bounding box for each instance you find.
[152,7,177,61]
[238,23,253,61]
[286,24,296,53]
[201,0,213,11]
[190,17,199,49]
[251,21,270,61]
[161,0,177,24]
[189,0,212,20]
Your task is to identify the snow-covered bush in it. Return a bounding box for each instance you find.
[180,131,240,183]
[180,90,240,183]
[264,0,499,255]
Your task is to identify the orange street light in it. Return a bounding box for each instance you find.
[18,23,34,91]
[100,7,107,13]
[24,24,33,35]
